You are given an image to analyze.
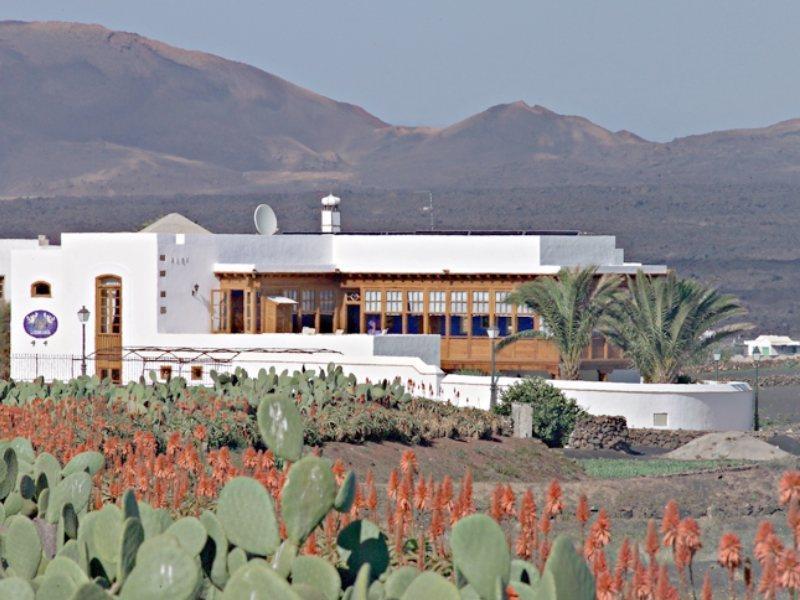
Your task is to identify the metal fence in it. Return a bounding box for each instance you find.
[8,349,344,387]
[9,353,242,386]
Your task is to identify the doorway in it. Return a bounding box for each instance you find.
[230,290,245,333]
[347,305,361,333]
[95,275,122,383]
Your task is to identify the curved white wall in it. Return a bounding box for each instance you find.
[440,375,754,431]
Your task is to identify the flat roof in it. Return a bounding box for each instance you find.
[280,229,582,236]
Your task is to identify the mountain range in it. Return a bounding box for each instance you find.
[3,20,800,197]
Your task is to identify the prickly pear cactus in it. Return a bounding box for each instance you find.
[216,477,280,556]
[532,535,595,600]
[450,514,510,600]
[281,456,337,544]
[257,393,304,462]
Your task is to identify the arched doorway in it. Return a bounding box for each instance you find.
[95,275,122,383]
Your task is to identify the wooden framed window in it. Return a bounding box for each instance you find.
[428,291,446,335]
[495,291,514,336]
[97,276,122,334]
[31,281,52,297]
[160,306,167,314]
[517,300,534,315]
[406,291,424,313]
[406,291,424,334]
[472,291,489,314]
[428,291,446,314]
[495,291,513,315]
[449,291,468,337]
[160,365,172,380]
[472,291,490,337]
[364,290,382,312]
[211,289,230,333]
[385,291,402,315]
[301,290,316,313]
[191,366,203,381]
[319,290,336,314]
[159,270,166,277]
[0,275,4,300]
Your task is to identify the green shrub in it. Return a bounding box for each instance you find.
[493,377,586,447]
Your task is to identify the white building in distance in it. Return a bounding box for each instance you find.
[744,335,800,358]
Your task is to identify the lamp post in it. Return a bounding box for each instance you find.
[486,325,500,410]
[77,305,90,376]
[713,352,721,382]
[752,346,761,431]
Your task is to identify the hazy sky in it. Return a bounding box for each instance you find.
[5,0,799,141]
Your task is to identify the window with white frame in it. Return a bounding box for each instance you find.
[385,291,402,314]
[319,289,335,313]
[517,299,534,314]
[450,291,467,314]
[472,291,489,314]
[495,291,513,314]
[301,290,316,312]
[407,291,424,313]
[365,290,382,312]
[428,291,446,314]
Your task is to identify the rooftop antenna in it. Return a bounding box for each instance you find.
[254,204,278,235]
[415,190,434,231]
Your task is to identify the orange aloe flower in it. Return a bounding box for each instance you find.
[778,548,800,592]
[645,519,660,562]
[676,516,702,563]
[400,449,417,475]
[660,499,680,549]
[387,469,399,500]
[780,471,800,506]
[545,480,563,518]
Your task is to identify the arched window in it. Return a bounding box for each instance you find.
[31,281,52,298]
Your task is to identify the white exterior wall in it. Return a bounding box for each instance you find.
[7,233,441,380]
[10,234,160,356]
[7,230,662,390]
[118,349,442,396]
[0,239,40,299]
[440,374,754,431]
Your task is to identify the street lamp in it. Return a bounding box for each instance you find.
[77,305,90,376]
[713,352,721,382]
[486,325,500,410]
[752,346,761,431]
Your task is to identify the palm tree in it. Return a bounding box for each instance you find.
[602,270,751,383]
[497,267,623,380]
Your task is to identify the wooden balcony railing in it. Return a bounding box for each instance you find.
[440,334,626,374]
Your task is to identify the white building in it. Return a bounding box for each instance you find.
[0,198,756,431]
[744,335,800,358]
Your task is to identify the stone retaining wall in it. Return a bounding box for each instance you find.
[568,414,710,451]
[568,415,630,451]
[626,428,708,450]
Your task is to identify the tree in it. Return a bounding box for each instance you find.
[602,270,751,383]
[498,267,623,380]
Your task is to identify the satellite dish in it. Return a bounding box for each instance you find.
[254,204,278,235]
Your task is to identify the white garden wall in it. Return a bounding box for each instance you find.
[440,374,754,431]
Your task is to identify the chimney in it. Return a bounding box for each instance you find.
[320,194,341,234]
[37,235,49,247]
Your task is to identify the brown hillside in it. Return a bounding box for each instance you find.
[4,21,800,195]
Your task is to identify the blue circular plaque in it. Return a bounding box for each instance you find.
[23,310,58,339]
